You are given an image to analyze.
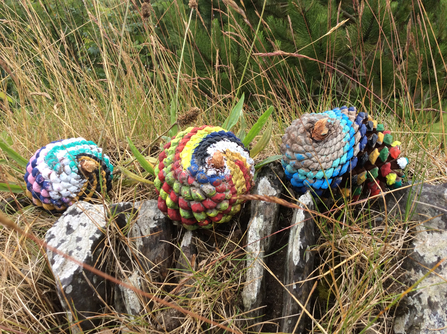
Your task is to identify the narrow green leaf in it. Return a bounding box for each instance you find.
[126,137,155,176]
[118,166,154,184]
[222,93,244,131]
[5,163,25,175]
[0,182,25,193]
[0,132,13,146]
[0,91,13,103]
[242,106,274,147]
[169,100,178,137]
[250,120,272,158]
[0,139,28,168]
[254,155,282,169]
[236,114,247,141]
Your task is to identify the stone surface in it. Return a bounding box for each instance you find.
[176,230,197,274]
[112,200,174,316]
[109,202,142,317]
[154,231,197,332]
[281,192,316,333]
[45,201,109,332]
[154,298,184,332]
[114,271,143,316]
[241,164,285,319]
[390,183,447,334]
[47,199,175,326]
[128,200,174,281]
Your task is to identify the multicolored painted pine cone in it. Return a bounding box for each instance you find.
[24,138,114,211]
[281,106,408,199]
[154,126,254,230]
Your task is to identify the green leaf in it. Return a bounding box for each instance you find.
[0,159,24,175]
[0,182,25,193]
[0,132,13,146]
[0,139,28,168]
[0,91,13,103]
[242,106,274,147]
[118,166,154,185]
[126,137,155,176]
[222,93,244,131]
[254,155,282,169]
[250,120,272,158]
[236,114,247,141]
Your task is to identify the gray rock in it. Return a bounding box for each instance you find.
[128,200,174,282]
[112,200,174,316]
[153,231,196,332]
[175,230,198,298]
[241,164,285,320]
[45,202,109,332]
[281,191,316,333]
[114,271,143,316]
[154,298,184,332]
[391,183,447,334]
[109,202,143,316]
[176,230,197,274]
[47,199,175,326]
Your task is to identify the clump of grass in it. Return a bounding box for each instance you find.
[314,201,413,333]
[0,0,446,333]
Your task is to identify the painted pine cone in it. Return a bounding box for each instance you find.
[24,138,114,211]
[281,106,408,199]
[154,126,254,230]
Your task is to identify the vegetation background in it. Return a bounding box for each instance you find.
[0,0,446,333]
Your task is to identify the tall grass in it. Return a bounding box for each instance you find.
[0,0,446,333]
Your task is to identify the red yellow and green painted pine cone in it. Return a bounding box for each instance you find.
[154,126,255,230]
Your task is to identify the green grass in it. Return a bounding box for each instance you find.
[0,0,446,333]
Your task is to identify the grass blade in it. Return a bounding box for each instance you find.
[236,114,247,141]
[254,155,282,169]
[118,166,154,185]
[169,100,178,137]
[0,159,25,175]
[0,139,28,168]
[222,93,244,131]
[126,137,155,176]
[0,183,25,193]
[242,106,274,147]
[249,119,272,158]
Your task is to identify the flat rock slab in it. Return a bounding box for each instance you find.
[281,191,315,333]
[112,200,173,316]
[45,202,109,332]
[391,183,447,334]
[128,200,173,281]
[241,164,284,320]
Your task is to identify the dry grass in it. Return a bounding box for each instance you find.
[313,200,414,334]
[0,0,446,333]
